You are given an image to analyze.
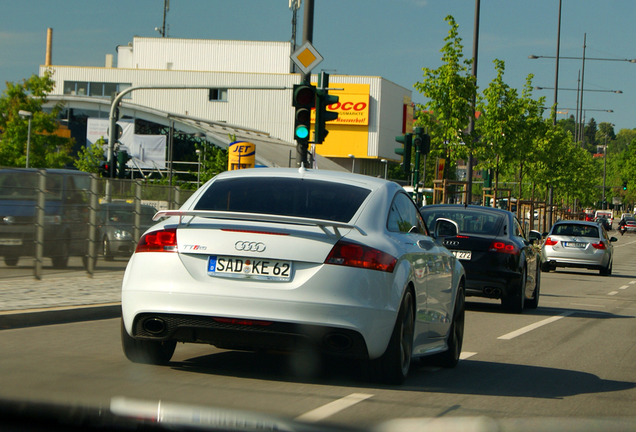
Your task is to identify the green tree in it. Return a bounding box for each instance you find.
[583,117,598,153]
[74,137,105,173]
[414,15,477,173]
[0,70,73,168]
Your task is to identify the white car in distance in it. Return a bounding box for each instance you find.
[121,167,466,384]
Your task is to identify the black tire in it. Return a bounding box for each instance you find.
[103,237,114,261]
[121,319,176,365]
[4,257,19,267]
[525,266,540,309]
[599,260,612,276]
[423,283,465,368]
[540,262,551,273]
[502,266,526,313]
[51,241,69,269]
[371,290,415,385]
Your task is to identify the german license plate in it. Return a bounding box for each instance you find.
[452,250,472,260]
[564,242,586,248]
[0,239,22,246]
[207,256,292,281]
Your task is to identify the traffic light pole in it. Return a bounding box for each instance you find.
[295,0,314,168]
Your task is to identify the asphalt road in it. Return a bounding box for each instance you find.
[1,235,636,428]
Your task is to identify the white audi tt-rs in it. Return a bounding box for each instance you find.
[121,167,465,384]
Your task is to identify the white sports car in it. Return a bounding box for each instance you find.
[121,167,465,384]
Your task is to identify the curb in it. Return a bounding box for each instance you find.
[0,303,121,330]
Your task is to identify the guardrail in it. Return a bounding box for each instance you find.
[0,170,195,280]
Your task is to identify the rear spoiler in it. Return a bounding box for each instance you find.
[153,210,366,236]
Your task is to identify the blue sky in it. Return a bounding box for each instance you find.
[1,0,635,132]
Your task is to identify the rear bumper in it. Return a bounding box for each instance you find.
[131,312,369,358]
[121,252,402,359]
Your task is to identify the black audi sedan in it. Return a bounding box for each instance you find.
[420,204,540,313]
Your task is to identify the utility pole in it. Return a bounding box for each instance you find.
[466,0,480,205]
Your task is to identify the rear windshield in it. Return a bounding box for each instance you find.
[193,177,371,223]
[420,208,504,235]
[552,224,599,238]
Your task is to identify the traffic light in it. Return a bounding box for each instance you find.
[117,150,132,179]
[623,181,628,191]
[314,72,339,144]
[98,158,115,178]
[412,128,431,155]
[292,83,316,145]
[395,133,413,175]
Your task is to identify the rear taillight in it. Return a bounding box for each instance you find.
[325,240,397,273]
[544,237,558,246]
[591,242,606,250]
[489,240,518,254]
[136,228,177,253]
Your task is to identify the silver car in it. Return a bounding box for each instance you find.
[541,220,617,276]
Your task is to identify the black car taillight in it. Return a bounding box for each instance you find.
[488,240,519,255]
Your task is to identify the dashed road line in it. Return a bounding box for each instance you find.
[619,285,629,290]
[460,352,477,360]
[295,393,374,422]
[629,281,636,285]
[497,311,574,340]
[608,291,619,296]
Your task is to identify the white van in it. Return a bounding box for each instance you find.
[594,210,613,228]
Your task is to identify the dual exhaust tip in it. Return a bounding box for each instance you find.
[484,287,502,297]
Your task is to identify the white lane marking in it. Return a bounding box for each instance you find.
[295,393,374,422]
[571,303,605,308]
[460,352,477,360]
[619,285,629,290]
[608,291,619,296]
[498,312,574,340]
[629,281,636,285]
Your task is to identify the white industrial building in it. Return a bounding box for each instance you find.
[41,35,413,175]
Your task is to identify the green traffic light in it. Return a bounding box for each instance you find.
[295,125,310,139]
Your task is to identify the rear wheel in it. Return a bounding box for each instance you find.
[121,319,176,365]
[4,257,19,266]
[51,241,69,269]
[502,266,526,313]
[423,283,465,368]
[599,260,612,276]
[371,290,414,385]
[103,237,114,261]
[540,262,552,273]
[525,266,540,309]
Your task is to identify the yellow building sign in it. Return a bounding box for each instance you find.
[228,141,255,170]
[311,83,370,159]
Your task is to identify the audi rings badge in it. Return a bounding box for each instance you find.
[235,241,266,253]
[443,240,459,247]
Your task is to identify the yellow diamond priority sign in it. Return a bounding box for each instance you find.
[291,42,323,75]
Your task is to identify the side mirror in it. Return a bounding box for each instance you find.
[610,237,618,242]
[528,230,542,245]
[434,218,459,238]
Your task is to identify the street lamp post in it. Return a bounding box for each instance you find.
[602,124,615,210]
[196,149,202,189]
[381,159,388,179]
[18,110,33,168]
